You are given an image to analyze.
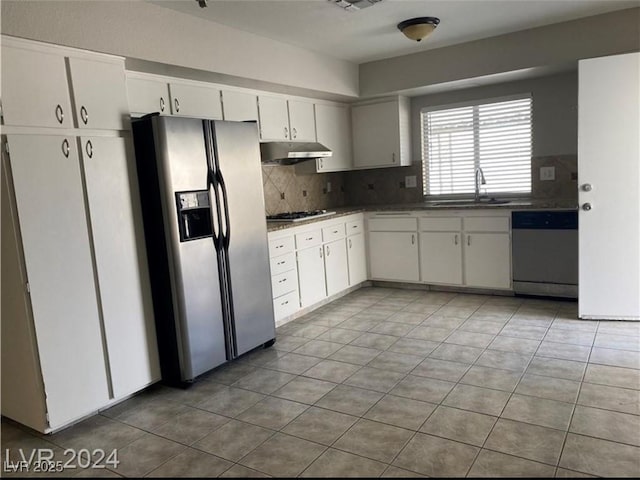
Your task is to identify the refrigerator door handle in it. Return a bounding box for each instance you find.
[207,171,222,247]
[217,170,231,248]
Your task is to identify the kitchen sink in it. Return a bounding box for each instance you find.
[431,198,512,206]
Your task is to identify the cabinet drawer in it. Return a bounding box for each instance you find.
[346,219,364,235]
[269,236,294,257]
[270,252,296,276]
[322,224,345,242]
[464,216,510,232]
[271,269,298,299]
[295,230,322,249]
[419,217,462,232]
[368,217,417,232]
[273,290,300,321]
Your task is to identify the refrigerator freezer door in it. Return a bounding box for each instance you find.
[153,116,227,379]
[212,120,276,356]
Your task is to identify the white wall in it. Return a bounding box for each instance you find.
[411,72,578,161]
[0,0,359,98]
[362,8,640,97]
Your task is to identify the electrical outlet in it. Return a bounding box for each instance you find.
[326,181,332,193]
[405,175,417,188]
[540,166,555,181]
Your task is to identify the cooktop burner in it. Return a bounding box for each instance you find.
[267,209,336,222]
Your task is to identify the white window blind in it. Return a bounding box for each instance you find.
[422,96,532,196]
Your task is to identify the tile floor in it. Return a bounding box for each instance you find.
[3,287,640,477]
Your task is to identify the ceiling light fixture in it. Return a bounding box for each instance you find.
[397,17,440,42]
[329,0,383,13]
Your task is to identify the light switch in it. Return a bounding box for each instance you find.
[405,175,417,188]
[540,166,555,181]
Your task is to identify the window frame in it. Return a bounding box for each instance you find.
[420,93,533,200]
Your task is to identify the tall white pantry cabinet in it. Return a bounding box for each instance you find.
[1,36,160,433]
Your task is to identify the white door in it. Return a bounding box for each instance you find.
[80,136,160,398]
[316,104,353,172]
[288,100,316,142]
[7,134,110,428]
[68,57,129,130]
[221,90,259,122]
[368,231,419,281]
[420,232,463,285]
[578,52,640,320]
[126,76,170,116]
[168,83,223,120]
[464,233,511,289]
[297,246,327,307]
[258,95,290,141]
[1,46,73,128]
[324,239,349,296]
[347,233,367,285]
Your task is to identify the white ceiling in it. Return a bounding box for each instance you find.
[150,0,639,63]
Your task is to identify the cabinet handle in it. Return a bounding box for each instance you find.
[454,234,458,245]
[326,245,330,256]
[319,247,323,258]
[85,140,93,159]
[333,230,338,234]
[292,127,297,139]
[275,244,283,249]
[392,152,396,163]
[160,97,165,112]
[319,159,323,169]
[80,105,88,125]
[306,237,313,241]
[411,234,415,245]
[61,139,70,158]
[467,235,471,246]
[174,98,180,113]
[278,278,287,283]
[281,300,289,306]
[55,104,64,124]
[284,126,289,139]
[277,260,286,265]
[349,238,352,248]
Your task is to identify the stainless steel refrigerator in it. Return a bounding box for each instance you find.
[132,115,275,384]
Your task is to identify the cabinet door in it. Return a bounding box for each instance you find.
[297,245,327,308]
[420,232,463,285]
[222,90,259,122]
[68,57,129,130]
[368,231,419,281]
[126,77,170,116]
[316,104,352,172]
[80,136,160,398]
[258,95,290,141]
[288,100,316,142]
[352,101,400,168]
[347,233,367,285]
[7,134,109,428]
[169,83,223,120]
[464,233,511,289]
[324,239,349,296]
[1,46,73,128]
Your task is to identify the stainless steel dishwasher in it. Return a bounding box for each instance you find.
[512,210,578,298]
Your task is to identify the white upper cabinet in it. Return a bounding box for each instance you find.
[68,57,129,130]
[126,75,170,117]
[297,103,352,174]
[168,82,223,120]
[352,97,411,169]
[1,45,73,128]
[222,90,259,122]
[287,100,316,142]
[258,95,290,141]
[258,95,316,142]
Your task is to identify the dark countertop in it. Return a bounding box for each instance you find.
[266,199,578,232]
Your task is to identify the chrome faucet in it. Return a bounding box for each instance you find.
[475,167,486,201]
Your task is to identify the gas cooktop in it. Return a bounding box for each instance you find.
[266,210,336,222]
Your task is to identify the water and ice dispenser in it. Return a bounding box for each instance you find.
[175,190,213,242]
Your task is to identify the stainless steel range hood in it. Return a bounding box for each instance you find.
[260,142,332,165]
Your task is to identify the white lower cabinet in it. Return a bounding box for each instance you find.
[347,232,367,285]
[297,245,327,307]
[324,239,349,296]
[464,232,511,289]
[368,231,419,282]
[420,232,463,285]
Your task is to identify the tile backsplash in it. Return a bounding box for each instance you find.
[261,155,577,212]
[262,165,346,215]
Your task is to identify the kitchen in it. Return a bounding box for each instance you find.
[2,2,638,476]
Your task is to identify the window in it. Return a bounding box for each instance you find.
[421,95,532,197]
